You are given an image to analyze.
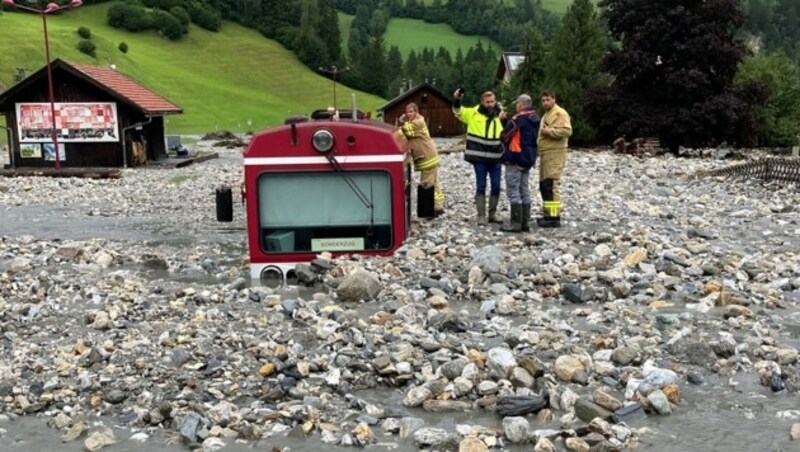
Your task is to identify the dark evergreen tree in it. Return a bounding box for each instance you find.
[294,0,329,68]
[774,0,800,60]
[500,29,547,107]
[358,35,388,96]
[405,50,419,82]
[586,0,753,151]
[544,0,605,144]
[386,45,404,79]
[318,0,342,63]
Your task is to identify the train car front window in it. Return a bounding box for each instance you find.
[258,171,393,253]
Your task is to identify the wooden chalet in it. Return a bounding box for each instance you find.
[377,82,462,137]
[0,59,182,168]
[496,52,526,84]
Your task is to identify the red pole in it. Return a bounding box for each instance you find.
[42,10,61,170]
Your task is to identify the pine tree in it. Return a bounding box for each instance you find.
[586,0,752,150]
[294,0,328,68]
[317,0,341,64]
[501,28,547,107]
[543,0,605,144]
[386,45,404,78]
[358,35,388,97]
[774,0,800,60]
[405,50,419,82]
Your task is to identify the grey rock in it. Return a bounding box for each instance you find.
[791,423,800,440]
[593,388,622,412]
[637,368,680,395]
[171,349,192,368]
[228,277,247,291]
[574,398,613,423]
[413,428,453,447]
[281,299,299,315]
[611,347,637,366]
[612,403,647,424]
[337,269,382,302]
[381,418,400,434]
[103,389,127,404]
[294,264,316,284]
[480,299,497,313]
[440,358,468,380]
[399,417,425,438]
[469,246,505,274]
[403,386,432,407]
[510,367,535,388]
[180,412,203,444]
[562,284,583,303]
[83,429,116,451]
[518,356,545,378]
[487,347,517,379]
[670,338,716,366]
[647,390,672,414]
[503,416,531,443]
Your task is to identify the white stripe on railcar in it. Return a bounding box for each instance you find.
[244,155,405,165]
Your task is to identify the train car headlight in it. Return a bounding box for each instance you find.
[312,129,335,153]
[260,266,284,289]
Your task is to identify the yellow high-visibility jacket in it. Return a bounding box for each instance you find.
[453,104,503,163]
[537,104,572,152]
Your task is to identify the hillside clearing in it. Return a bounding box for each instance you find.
[0,4,385,134]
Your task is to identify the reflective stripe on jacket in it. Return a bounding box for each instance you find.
[453,105,503,164]
[396,115,439,170]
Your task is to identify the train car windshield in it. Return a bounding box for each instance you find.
[258,171,393,253]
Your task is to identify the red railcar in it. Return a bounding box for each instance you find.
[243,114,410,286]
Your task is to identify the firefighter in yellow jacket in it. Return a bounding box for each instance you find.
[395,102,444,215]
[536,90,572,228]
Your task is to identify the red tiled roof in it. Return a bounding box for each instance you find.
[69,62,182,114]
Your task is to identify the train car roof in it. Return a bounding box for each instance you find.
[245,119,402,158]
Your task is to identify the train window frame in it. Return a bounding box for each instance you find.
[256,169,396,255]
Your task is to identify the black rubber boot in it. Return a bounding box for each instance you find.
[536,216,561,228]
[488,196,503,223]
[521,203,531,232]
[475,195,487,225]
[501,204,523,232]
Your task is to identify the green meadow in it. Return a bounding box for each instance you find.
[0,4,385,134]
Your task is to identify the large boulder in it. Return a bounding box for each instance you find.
[337,269,382,302]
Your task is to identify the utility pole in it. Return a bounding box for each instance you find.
[318,65,351,111]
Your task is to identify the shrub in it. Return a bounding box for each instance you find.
[107,3,151,32]
[152,10,187,41]
[118,41,129,53]
[77,39,96,57]
[142,0,180,10]
[169,6,190,26]
[77,26,91,39]
[735,52,800,147]
[188,5,221,31]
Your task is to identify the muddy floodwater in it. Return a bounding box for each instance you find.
[1,145,799,451]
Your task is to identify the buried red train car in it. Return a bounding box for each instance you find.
[243,113,411,287]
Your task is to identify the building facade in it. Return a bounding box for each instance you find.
[0,59,182,168]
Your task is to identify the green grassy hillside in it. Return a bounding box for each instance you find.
[418,0,594,15]
[338,13,499,57]
[541,0,598,15]
[0,4,385,134]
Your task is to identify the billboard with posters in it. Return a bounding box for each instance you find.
[15,102,119,143]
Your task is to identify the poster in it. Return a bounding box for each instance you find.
[19,143,42,159]
[15,102,119,143]
[43,143,66,161]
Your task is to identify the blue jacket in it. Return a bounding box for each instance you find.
[500,109,540,169]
